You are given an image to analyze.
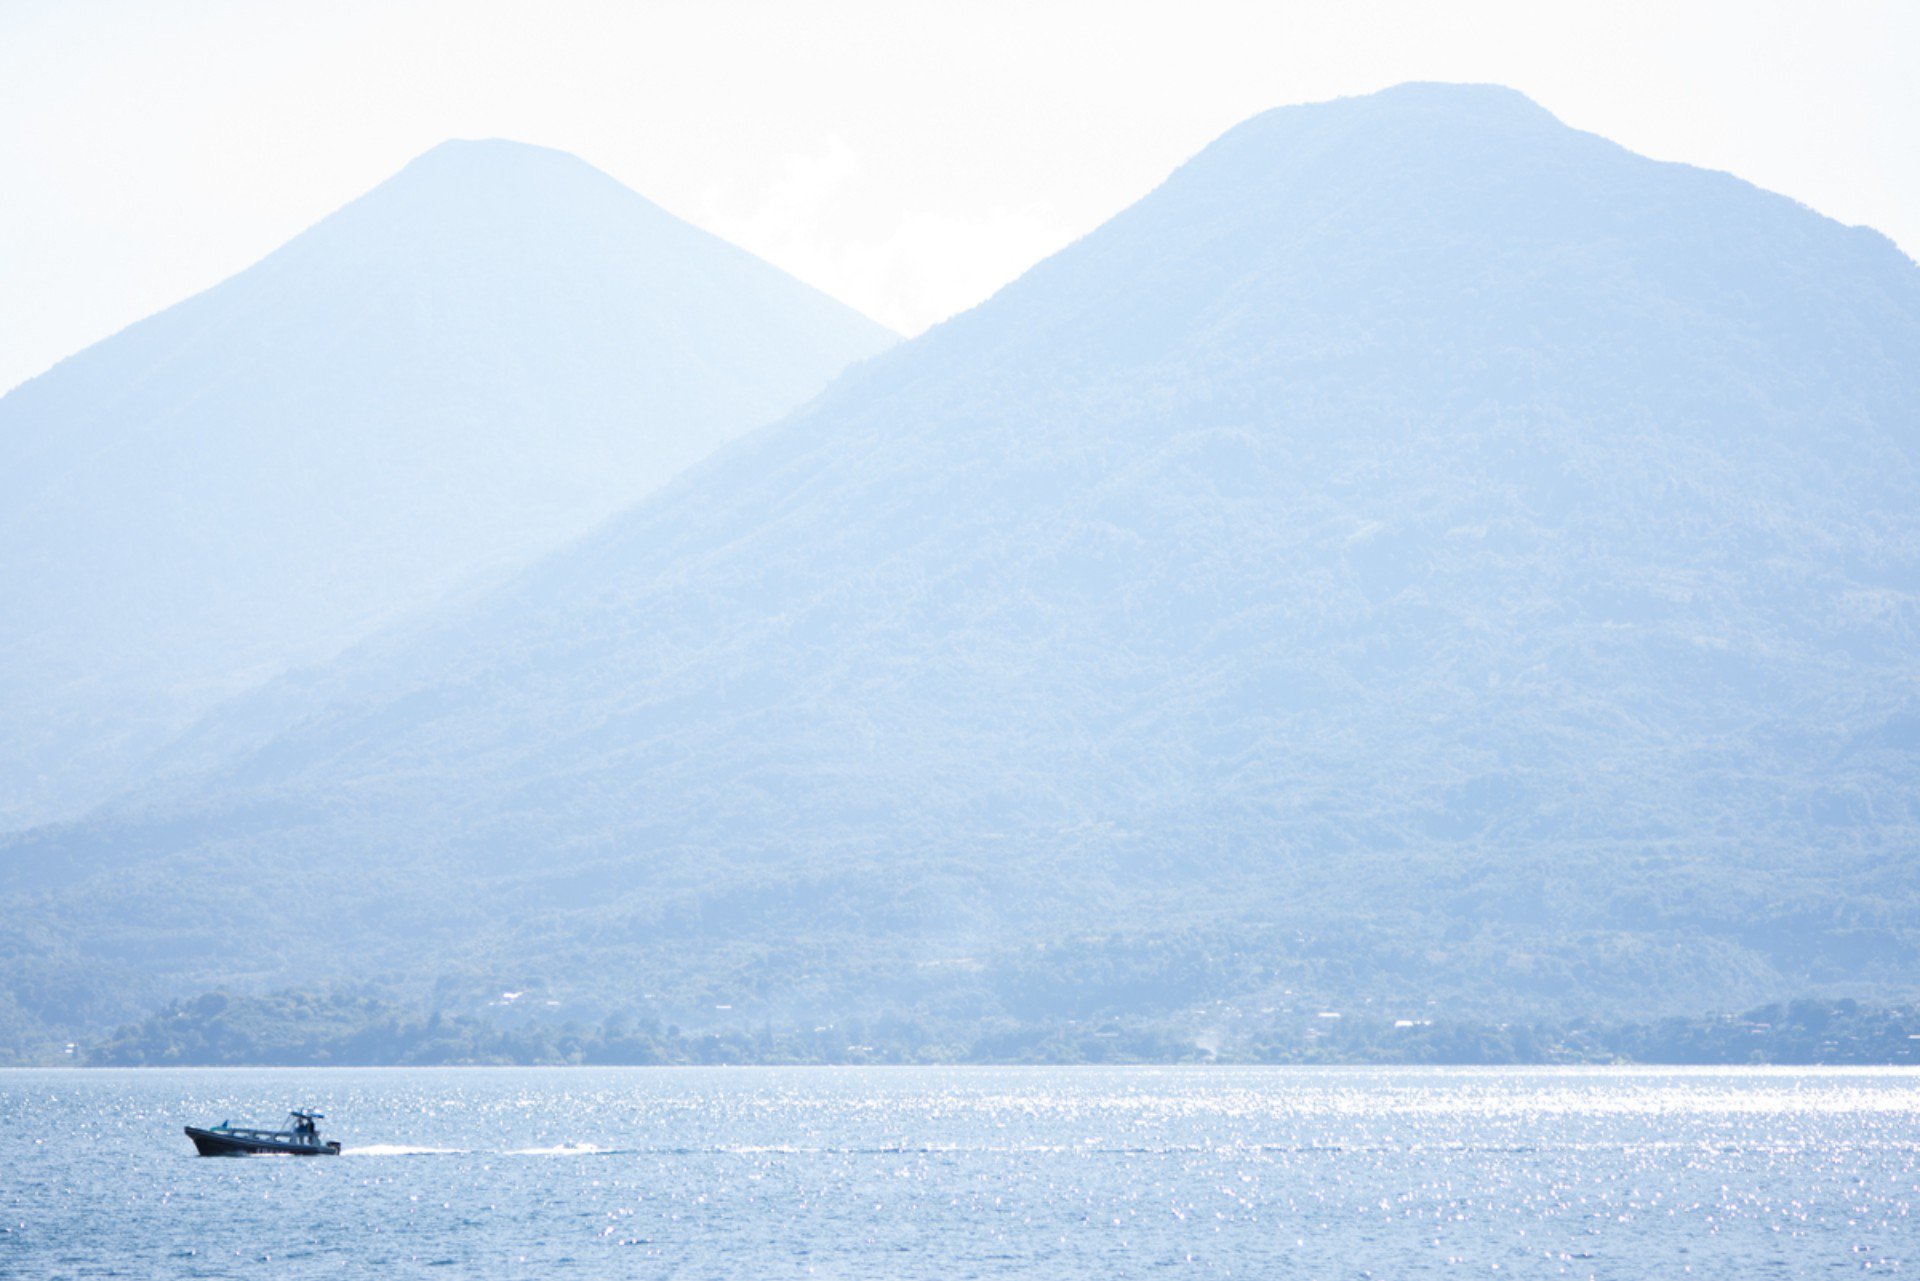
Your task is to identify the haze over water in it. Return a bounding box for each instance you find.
[4,1066,1915,1277]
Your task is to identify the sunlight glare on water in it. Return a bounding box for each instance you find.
[1,1066,1915,1277]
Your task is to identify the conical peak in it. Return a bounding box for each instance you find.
[1256,81,1562,138]
[1187,81,1570,183]
[379,137,634,206]
[402,136,598,178]
[285,135,686,263]
[1351,80,1558,121]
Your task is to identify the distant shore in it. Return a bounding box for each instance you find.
[26,989,1918,1070]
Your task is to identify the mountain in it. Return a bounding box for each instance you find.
[7,85,1920,1057]
[0,139,896,828]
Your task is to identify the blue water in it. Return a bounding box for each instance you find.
[2,1066,1915,1277]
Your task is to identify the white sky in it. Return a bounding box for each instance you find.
[2,0,1914,393]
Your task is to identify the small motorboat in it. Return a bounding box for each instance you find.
[185,1109,341,1156]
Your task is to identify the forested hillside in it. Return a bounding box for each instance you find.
[7,84,1919,1059]
[0,139,894,827]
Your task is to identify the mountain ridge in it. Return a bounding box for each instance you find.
[0,136,896,828]
[7,83,1919,1055]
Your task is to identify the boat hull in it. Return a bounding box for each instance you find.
[184,1126,341,1157]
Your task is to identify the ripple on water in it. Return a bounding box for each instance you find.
[1,1065,1915,1277]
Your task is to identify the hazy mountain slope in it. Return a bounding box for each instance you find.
[11,85,1920,1048]
[0,140,895,827]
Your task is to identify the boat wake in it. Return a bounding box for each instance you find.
[501,1143,613,1157]
[343,1142,619,1158]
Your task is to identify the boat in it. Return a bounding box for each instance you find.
[184,1109,341,1156]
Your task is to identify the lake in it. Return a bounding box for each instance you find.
[2,1066,1914,1277]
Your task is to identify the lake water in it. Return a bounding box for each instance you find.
[2,1066,1915,1277]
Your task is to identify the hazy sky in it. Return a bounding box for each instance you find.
[3,0,1914,393]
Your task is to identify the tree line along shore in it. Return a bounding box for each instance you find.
[52,988,1920,1068]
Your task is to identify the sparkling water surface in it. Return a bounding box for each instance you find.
[3,1066,1915,1277]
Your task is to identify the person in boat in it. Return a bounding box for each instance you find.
[186,1109,339,1156]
